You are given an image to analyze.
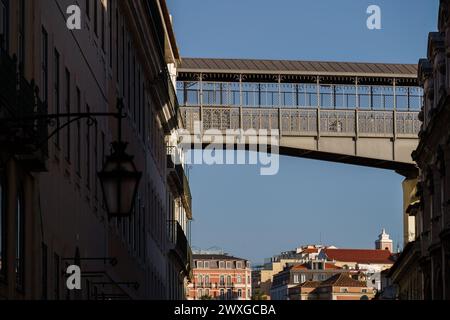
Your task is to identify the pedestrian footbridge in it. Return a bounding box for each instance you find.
[176,58,421,175]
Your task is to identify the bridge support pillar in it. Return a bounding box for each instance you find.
[402,176,419,246]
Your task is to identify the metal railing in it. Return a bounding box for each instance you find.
[167,220,191,273]
[167,146,192,216]
[180,106,420,136]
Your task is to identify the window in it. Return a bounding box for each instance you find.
[204,275,209,285]
[65,69,71,161]
[115,7,118,77]
[0,0,9,51]
[41,27,48,104]
[226,261,232,269]
[362,288,368,293]
[17,0,25,71]
[219,261,225,269]
[0,174,6,278]
[293,274,299,284]
[86,105,91,189]
[238,289,242,298]
[108,0,112,66]
[205,289,209,297]
[41,243,48,299]
[226,275,232,285]
[53,49,60,146]
[54,253,60,299]
[219,275,224,286]
[101,2,105,50]
[219,289,224,299]
[94,124,98,199]
[93,0,98,36]
[197,289,202,299]
[301,274,306,283]
[340,287,348,293]
[204,261,209,269]
[15,188,25,291]
[121,24,125,94]
[227,289,232,299]
[197,261,203,269]
[76,88,81,176]
[237,275,242,284]
[127,41,130,109]
[197,275,202,286]
[85,0,90,19]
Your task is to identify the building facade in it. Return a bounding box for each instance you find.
[0,0,192,300]
[289,273,376,301]
[270,261,345,300]
[389,0,450,300]
[187,253,252,300]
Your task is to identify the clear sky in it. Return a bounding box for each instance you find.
[166,0,439,264]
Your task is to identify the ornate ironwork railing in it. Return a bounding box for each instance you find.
[179,106,420,136]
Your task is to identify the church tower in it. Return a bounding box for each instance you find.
[375,229,393,252]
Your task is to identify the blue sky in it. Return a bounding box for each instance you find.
[167,0,438,263]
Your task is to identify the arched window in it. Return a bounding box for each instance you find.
[198,274,203,286]
[0,174,6,278]
[204,275,209,285]
[227,275,232,285]
[237,275,242,284]
[219,289,225,300]
[219,275,224,286]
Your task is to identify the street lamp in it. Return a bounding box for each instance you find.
[98,100,142,218]
[98,141,141,218]
[1,91,141,218]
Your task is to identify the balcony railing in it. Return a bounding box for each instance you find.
[167,146,192,218]
[0,50,48,171]
[167,220,192,277]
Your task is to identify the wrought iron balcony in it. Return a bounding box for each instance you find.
[167,220,193,278]
[166,146,192,219]
[0,50,48,171]
[195,282,212,289]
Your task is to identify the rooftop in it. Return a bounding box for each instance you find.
[320,273,367,288]
[192,253,248,262]
[178,57,417,78]
[322,248,395,265]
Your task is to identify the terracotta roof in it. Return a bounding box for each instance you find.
[320,273,367,288]
[179,57,417,78]
[292,263,308,270]
[325,263,342,270]
[323,249,395,264]
[300,281,321,288]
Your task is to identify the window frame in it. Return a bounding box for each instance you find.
[0,0,10,51]
[0,172,7,281]
[15,186,25,292]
